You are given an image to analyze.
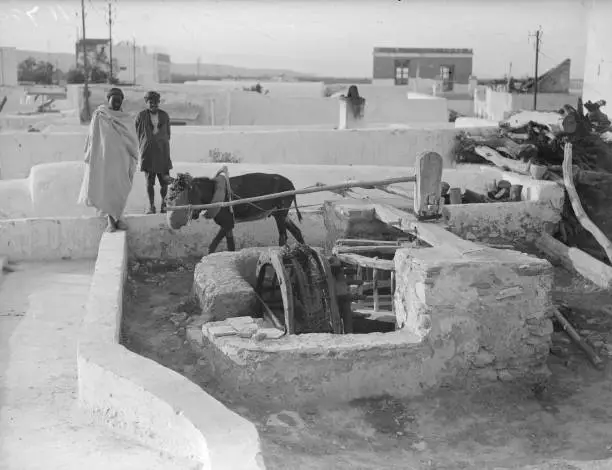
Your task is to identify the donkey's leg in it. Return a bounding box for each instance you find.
[285,217,305,244]
[226,229,236,252]
[273,214,289,246]
[208,227,226,254]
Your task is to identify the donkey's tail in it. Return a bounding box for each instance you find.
[293,196,303,222]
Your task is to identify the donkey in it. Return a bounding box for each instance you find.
[166,171,305,254]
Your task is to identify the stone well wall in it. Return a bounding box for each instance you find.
[394,246,554,383]
[188,237,554,405]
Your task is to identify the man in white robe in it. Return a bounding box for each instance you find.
[78,87,139,232]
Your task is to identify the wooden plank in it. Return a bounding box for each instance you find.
[352,309,397,324]
[335,253,395,271]
[372,204,483,255]
[474,146,530,175]
[333,245,403,255]
[336,238,400,246]
[414,151,443,218]
[346,279,392,290]
[376,185,415,201]
[535,233,612,289]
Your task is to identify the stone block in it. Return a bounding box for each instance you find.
[192,248,267,322]
[394,246,554,382]
[203,323,238,340]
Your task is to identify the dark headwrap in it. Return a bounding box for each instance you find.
[106,87,124,100]
[144,91,160,102]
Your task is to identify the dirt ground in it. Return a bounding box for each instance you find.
[121,256,612,470]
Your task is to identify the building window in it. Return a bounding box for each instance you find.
[394,60,409,86]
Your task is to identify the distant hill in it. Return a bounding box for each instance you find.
[171,62,314,80]
[14,49,315,80]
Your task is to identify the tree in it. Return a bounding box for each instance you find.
[66,67,86,84]
[66,65,113,84]
[18,57,56,84]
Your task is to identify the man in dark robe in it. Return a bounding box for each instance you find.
[135,91,173,214]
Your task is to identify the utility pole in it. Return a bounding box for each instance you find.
[80,0,91,121]
[108,0,113,84]
[529,26,543,110]
[197,56,201,78]
[133,38,137,85]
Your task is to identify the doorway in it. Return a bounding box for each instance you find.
[440,65,454,91]
[394,60,410,86]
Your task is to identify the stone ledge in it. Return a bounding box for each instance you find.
[198,323,462,405]
[77,231,265,470]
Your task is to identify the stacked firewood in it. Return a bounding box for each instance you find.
[455,98,612,174]
[455,98,612,266]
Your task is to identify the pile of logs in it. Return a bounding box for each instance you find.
[456,99,612,173]
[456,99,612,273]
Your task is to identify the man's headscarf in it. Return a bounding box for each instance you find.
[106,87,124,100]
[144,91,160,102]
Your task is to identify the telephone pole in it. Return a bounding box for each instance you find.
[80,0,90,120]
[133,38,137,85]
[529,26,543,110]
[108,0,113,83]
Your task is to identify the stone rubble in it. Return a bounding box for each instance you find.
[202,316,284,342]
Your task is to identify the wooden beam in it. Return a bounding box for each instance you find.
[167,175,417,211]
[333,245,404,255]
[562,142,612,264]
[372,204,483,255]
[335,253,395,271]
[474,145,531,175]
[535,233,612,289]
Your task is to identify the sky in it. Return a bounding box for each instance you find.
[0,0,589,78]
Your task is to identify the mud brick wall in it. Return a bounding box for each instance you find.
[394,247,554,384]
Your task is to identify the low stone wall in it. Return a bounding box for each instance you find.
[442,201,561,244]
[0,125,475,180]
[77,231,265,469]
[0,161,563,221]
[0,212,326,262]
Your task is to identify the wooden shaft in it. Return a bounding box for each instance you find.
[166,175,417,211]
[390,270,395,315]
[373,268,380,312]
[563,142,612,264]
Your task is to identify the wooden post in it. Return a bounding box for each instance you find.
[390,270,395,316]
[372,268,379,312]
[414,151,443,219]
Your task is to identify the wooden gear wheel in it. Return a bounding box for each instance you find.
[255,246,344,335]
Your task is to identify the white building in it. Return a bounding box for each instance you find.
[582,0,612,106]
[0,47,19,86]
[113,42,171,85]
